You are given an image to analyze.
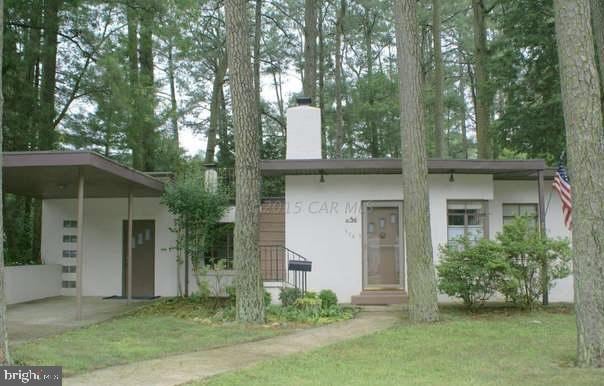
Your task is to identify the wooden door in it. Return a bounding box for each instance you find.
[122,220,155,297]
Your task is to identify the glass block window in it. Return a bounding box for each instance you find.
[62,265,76,273]
[62,280,76,288]
[62,250,77,258]
[63,220,77,228]
[63,235,77,243]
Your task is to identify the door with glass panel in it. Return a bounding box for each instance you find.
[363,201,404,289]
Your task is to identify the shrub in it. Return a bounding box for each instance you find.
[294,295,322,318]
[497,217,571,309]
[264,290,272,307]
[319,289,338,309]
[437,237,509,308]
[279,287,302,307]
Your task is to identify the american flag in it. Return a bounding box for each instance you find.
[552,163,572,230]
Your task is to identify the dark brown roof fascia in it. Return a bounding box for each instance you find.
[260,158,547,177]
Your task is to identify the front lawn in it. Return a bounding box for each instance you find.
[196,305,603,386]
[13,298,285,376]
[13,296,354,376]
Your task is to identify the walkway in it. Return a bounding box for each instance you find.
[9,296,147,344]
[65,311,400,386]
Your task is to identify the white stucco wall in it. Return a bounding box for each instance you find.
[4,264,62,304]
[41,197,178,297]
[285,174,573,303]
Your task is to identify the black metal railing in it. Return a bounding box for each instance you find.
[260,245,311,292]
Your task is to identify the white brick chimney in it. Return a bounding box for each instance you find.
[286,97,322,159]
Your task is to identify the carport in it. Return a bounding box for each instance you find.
[3,151,164,319]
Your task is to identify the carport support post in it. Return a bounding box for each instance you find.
[75,171,85,320]
[537,169,548,306]
[127,191,133,303]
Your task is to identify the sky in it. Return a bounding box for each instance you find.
[178,70,301,156]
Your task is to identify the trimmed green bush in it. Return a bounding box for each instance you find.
[437,238,509,308]
[497,217,571,309]
[319,289,338,309]
[279,287,302,307]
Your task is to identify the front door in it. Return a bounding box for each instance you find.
[363,201,404,289]
[122,220,155,297]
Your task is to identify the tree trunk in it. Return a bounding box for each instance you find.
[303,0,318,102]
[459,61,468,159]
[432,0,446,158]
[364,6,379,157]
[139,4,155,171]
[394,0,439,323]
[554,0,604,368]
[472,0,491,159]
[206,57,227,163]
[591,0,604,96]
[167,41,179,146]
[22,1,42,147]
[127,3,141,168]
[334,0,346,158]
[0,0,11,365]
[225,0,264,323]
[38,0,62,150]
[318,4,326,158]
[254,0,262,137]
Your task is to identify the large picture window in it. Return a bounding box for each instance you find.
[447,201,488,243]
[502,203,538,228]
[205,223,234,269]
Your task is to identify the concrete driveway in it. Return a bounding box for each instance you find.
[8,296,148,344]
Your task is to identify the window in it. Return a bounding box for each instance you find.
[62,265,76,273]
[502,204,538,228]
[447,201,488,243]
[63,235,77,243]
[205,223,234,269]
[63,220,77,228]
[62,280,76,288]
[62,250,77,258]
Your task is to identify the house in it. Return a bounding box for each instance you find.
[2,100,572,310]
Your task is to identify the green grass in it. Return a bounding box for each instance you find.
[196,305,603,386]
[13,299,285,376]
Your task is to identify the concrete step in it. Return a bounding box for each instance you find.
[351,290,408,305]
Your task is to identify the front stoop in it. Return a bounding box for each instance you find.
[351,290,408,305]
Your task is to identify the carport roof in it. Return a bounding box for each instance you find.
[3,151,165,198]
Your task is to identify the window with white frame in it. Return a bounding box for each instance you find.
[447,201,488,243]
[502,203,538,228]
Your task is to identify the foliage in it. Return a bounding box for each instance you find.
[161,163,229,294]
[264,290,272,307]
[437,238,509,308]
[496,217,571,309]
[225,286,271,308]
[437,217,571,309]
[293,292,323,319]
[318,289,338,309]
[279,287,303,307]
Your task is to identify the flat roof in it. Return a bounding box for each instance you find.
[260,158,548,179]
[3,151,165,198]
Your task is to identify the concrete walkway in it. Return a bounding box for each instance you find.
[65,311,400,386]
[9,296,148,344]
